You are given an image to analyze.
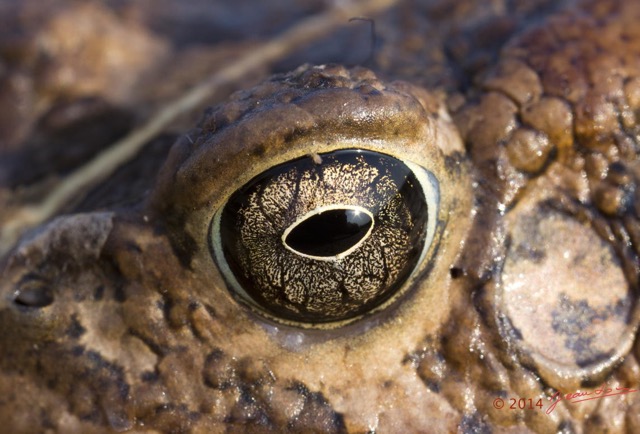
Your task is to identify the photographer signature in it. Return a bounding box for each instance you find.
[546,385,638,414]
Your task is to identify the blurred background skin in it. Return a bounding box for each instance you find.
[0,0,390,231]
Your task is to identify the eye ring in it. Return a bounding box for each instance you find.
[209,148,440,328]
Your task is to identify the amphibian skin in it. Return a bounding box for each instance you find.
[1,0,640,432]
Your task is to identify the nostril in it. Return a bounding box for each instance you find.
[14,276,54,308]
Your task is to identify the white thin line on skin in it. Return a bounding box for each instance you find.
[0,0,401,257]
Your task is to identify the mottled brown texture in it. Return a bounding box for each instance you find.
[1,0,640,432]
[0,1,168,150]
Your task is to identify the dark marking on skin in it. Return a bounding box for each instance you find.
[506,204,566,263]
[513,241,546,263]
[65,315,86,339]
[497,313,524,342]
[288,382,347,434]
[471,286,492,319]
[85,350,128,390]
[413,343,450,395]
[424,379,440,393]
[203,303,218,319]
[580,374,613,389]
[128,328,168,357]
[419,362,444,393]
[188,302,211,343]
[203,348,234,390]
[46,376,58,390]
[550,294,628,367]
[174,229,200,269]
[443,152,467,177]
[357,85,382,97]
[113,282,126,302]
[93,284,105,301]
[160,298,173,324]
[282,127,310,145]
[558,420,577,434]
[608,161,627,181]
[160,214,199,269]
[459,412,492,434]
[234,385,271,426]
[300,69,346,89]
[141,370,159,382]
[523,146,557,178]
[251,143,266,156]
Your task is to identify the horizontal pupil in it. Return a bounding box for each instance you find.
[285,208,373,257]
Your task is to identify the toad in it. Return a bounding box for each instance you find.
[1,0,639,432]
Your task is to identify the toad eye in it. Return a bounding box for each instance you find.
[209,149,439,327]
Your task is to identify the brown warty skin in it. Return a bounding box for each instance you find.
[1,0,640,432]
